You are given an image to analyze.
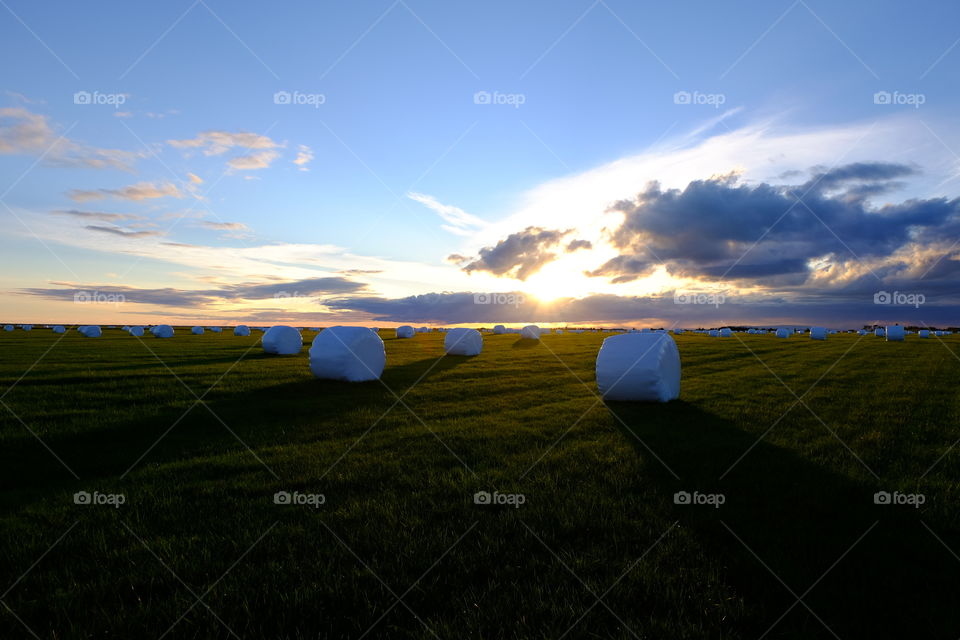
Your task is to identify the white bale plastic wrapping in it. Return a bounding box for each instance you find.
[886,325,905,342]
[918,329,930,338]
[3,325,13,331]
[52,325,66,334]
[444,328,483,356]
[309,326,385,382]
[152,325,174,338]
[874,328,885,337]
[21,324,32,331]
[191,326,205,335]
[234,325,251,336]
[595,333,681,402]
[708,329,719,337]
[719,327,732,337]
[776,328,790,338]
[80,325,102,338]
[493,325,506,334]
[209,327,222,333]
[810,327,827,340]
[128,326,145,337]
[395,325,415,339]
[520,325,541,339]
[262,325,302,354]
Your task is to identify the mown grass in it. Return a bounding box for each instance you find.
[1,328,959,639]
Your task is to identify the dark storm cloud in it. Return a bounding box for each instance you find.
[324,290,960,328]
[589,163,960,284]
[15,276,366,307]
[461,226,570,280]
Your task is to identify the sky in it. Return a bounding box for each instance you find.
[2,0,959,328]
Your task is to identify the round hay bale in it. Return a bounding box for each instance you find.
[444,328,483,356]
[191,326,205,335]
[395,325,415,339]
[719,328,732,337]
[80,325,102,338]
[3,325,13,331]
[209,326,222,333]
[520,325,541,339]
[810,327,828,340]
[493,325,506,334]
[263,325,302,354]
[151,325,174,338]
[127,326,144,337]
[874,328,885,337]
[886,325,905,342]
[775,328,790,338]
[308,326,385,381]
[52,325,66,334]
[234,325,251,336]
[595,332,681,402]
[708,329,719,337]
[21,324,32,331]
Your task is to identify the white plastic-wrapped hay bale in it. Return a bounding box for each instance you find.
[151,325,174,338]
[263,325,302,354]
[776,328,790,338]
[874,328,885,337]
[520,325,541,339]
[810,327,827,340]
[79,325,102,338]
[595,332,681,402]
[21,324,32,331]
[52,325,66,334]
[3,325,13,331]
[233,325,251,337]
[395,325,415,339]
[444,328,483,356]
[918,330,930,338]
[128,326,144,337]
[309,326,385,382]
[708,329,719,337]
[492,324,506,334]
[555,330,564,335]
[191,326,205,335]
[886,325,905,342]
[719,327,732,337]
[209,326,222,333]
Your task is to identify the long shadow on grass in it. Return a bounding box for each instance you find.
[609,399,960,639]
[0,354,471,509]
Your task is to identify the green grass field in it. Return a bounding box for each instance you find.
[2,328,959,639]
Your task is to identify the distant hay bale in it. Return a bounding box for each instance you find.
[886,325,905,342]
[874,328,885,337]
[79,325,102,338]
[128,326,144,337]
[52,325,66,333]
[262,325,302,354]
[209,327,222,333]
[395,325,415,339]
[708,329,719,337]
[810,327,828,340]
[492,325,506,334]
[191,326,205,335]
[309,326,385,382]
[444,328,483,356]
[520,325,541,339]
[719,327,732,337]
[3,325,13,331]
[595,332,681,402]
[918,329,930,338]
[151,325,174,338]
[775,328,790,338]
[234,325,251,336]
[21,324,32,331]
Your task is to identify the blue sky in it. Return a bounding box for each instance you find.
[2,0,960,327]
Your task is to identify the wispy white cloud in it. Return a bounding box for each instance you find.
[67,181,184,202]
[407,192,487,236]
[293,144,313,171]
